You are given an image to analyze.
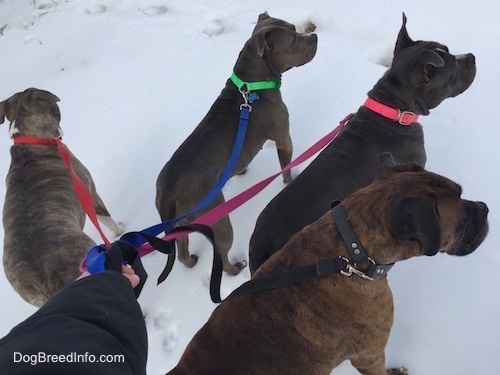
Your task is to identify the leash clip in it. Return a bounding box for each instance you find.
[339,256,374,281]
[238,88,252,111]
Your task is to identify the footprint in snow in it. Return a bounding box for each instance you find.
[141,6,168,16]
[86,4,107,14]
[34,0,58,10]
[203,13,235,37]
[203,19,225,36]
[150,308,178,353]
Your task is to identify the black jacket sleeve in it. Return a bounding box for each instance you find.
[0,271,147,375]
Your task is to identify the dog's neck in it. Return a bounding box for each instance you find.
[233,46,282,85]
[8,119,64,140]
[368,71,431,116]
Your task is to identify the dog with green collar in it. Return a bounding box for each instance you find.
[155,12,317,275]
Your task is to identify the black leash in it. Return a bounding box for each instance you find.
[108,201,394,302]
[123,224,224,303]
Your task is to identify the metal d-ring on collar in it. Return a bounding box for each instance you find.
[230,71,281,111]
[330,200,394,280]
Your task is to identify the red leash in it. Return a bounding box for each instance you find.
[13,112,353,257]
[138,113,354,256]
[13,136,112,248]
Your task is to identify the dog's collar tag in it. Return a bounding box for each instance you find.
[364,97,419,125]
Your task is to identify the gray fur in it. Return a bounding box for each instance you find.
[155,12,317,275]
[249,13,476,274]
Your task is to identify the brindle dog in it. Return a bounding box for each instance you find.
[1,88,124,306]
[167,157,488,375]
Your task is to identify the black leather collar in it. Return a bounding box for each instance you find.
[330,201,394,280]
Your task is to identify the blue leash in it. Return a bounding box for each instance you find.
[120,91,258,248]
[83,73,285,286]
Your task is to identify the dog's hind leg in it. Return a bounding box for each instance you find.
[93,193,125,237]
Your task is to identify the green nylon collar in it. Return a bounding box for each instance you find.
[230,72,281,91]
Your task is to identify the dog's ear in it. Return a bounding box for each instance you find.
[394,12,415,55]
[376,154,424,179]
[375,152,397,177]
[391,194,441,256]
[410,50,445,86]
[255,31,269,57]
[0,99,6,124]
[257,11,270,23]
[379,152,396,168]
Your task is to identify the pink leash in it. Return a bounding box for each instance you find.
[139,113,353,256]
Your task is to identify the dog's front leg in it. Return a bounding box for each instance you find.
[351,352,404,375]
[275,132,293,183]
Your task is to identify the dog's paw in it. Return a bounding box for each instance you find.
[224,259,248,275]
[387,367,408,375]
[179,254,198,268]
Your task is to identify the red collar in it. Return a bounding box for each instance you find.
[364,98,419,126]
[13,135,60,146]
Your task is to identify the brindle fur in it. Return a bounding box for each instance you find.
[167,159,488,375]
[0,88,124,307]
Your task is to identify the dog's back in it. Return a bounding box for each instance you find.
[3,144,96,306]
[249,110,425,272]
[0,88,117,306]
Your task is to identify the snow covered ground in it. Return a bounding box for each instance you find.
[0,1,498,374]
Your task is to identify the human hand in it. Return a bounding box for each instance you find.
[77,265,140,288]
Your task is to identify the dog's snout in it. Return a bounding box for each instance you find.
[474,201,489,217]
[463,200,488,218]
[456,53,476,68]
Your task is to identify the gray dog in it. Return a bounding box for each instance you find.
[156,12,317,275]
[167,159,489,375]
[0,88,124,307]
[249,13,476,274]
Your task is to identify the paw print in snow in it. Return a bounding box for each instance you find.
[86,4,106,14]
[150,308,178,353]
[141,6,168,17]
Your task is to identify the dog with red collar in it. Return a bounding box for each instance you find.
[0,88,125,307]
[249,13,476,274]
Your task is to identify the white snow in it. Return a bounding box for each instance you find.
[0,1,498,374]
